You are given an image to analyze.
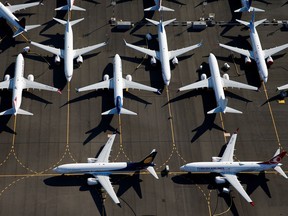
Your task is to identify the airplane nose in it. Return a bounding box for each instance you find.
[180,165,185,171]
[53,167,59,172]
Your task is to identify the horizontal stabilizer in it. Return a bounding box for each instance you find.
[234,6,264,13]
[274,166,288,179]
[13,28,25,38]
[145,18,159,26]
[144,5,174,11]
[236,19,250,27]
[55,5,86,11]
[249,6,265,12]
[207,106,242,114]
[147,166,159,179]
[0,108,33,116]
[102,107,137,115]
[253,18,267,27]
[25,24,41,31]
[55,5,69,11]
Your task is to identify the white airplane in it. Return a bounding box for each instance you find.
[0,53,60,116]
[178,53,258,114]
[219,11,288,83]
[76,54,159,115]
[125,18,202,86]
[55,0,86,11]
[53,134,159,205]
[234,0,264,12]
[144,0,174,12]
[30,17,106,82]
[180,130,287,206]
[0,1,41,38]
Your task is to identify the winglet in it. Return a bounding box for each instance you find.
[57,89,62,94]
[250,202,255,206]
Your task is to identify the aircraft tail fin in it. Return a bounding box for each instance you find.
[138,149,159,179]
[259,149,287,165]
[101,107,137,115]
[0,108,33,116]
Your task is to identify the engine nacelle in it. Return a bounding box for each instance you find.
[146,33,152,41]
[55,55,61,65]
[222,73,229,80]
[23,46,30,53]
[266,56,273,66]
[103,74,109,81]
[215,176,226,184]
[212,157,221,162]
[87,177,98,186]
[201,73,207,80]
[4,74,10,81]
[245,56,251,64]
[76,55,83,64]
[27,74,34,81]
[126,74,132,81]
[87,158,97,163]
[222,187,230,194]
[150,56,157,66]
[172,57,178,65]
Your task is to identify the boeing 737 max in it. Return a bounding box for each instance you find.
[125,18,202,86]
[53,134,158,205]
[0,53,60,116]
[219,11,288,83]
[0,1,41,37]
[178,53,258,114]
[180,130,287,206]
[76,54,159,115]
[30,18,106,82]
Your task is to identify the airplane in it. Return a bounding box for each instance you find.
[30,17,106,82]
[180,130,288,206]
[76,54,160,115]
[0,1,41,38]
[55,0,86,11]
[178,53,258,114]
[219,11,288,83]
[144,0,174,12]
[124,18,202,86]
[0,53,60,116]
[53,134,159,205]
[234,0,265,12]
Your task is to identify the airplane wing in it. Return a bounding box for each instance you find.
[168,42,202,60]
[263,43,288,58]
[220,131,237,162]
[7,2,40,13]
[0,79,13,90]
[96,134,116,163]
[124,40,159,59]
[178,77,212,91]
[222,173,253,205]
[30,41,63,58]
[123,79,158,92]
[76,79,113,92]
[94,174,120,204]
[23,79,59,92]
[221,78,258,91]
[219,43,253,59]
[277,84,288,91]
[73,42,107,58]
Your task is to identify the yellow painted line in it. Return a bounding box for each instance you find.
[67,82,70,145]
[12,115,17,147]
[219,113,227,143]
[166,87,176,148]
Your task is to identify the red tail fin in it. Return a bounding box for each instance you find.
[260,151,287,164]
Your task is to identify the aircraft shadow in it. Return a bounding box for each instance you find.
[0,89,15,134]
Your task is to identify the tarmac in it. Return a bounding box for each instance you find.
[0,0,288,215]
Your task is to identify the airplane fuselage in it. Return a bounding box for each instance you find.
[158,22,171,85]
[64,20,74,82]
[250,25,268,82]
[181,161,278,173]
[113,54,124,114]
[0,2,23,31]
[68,0,74,11]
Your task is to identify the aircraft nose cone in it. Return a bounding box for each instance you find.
[180,165,185,171]
[53,167,59,173]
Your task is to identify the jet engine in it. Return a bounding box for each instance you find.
[76,55,83,65]
[215,176,226,184]
[212,157,221,162]
[4,74,10,81]
[23,46,30,53]
[87,178,98,186]
[87,158,97,163]
[223,73,229,80]
[266,56,273,66]
[27,74,34,81]
[201,73,207,80]
[146,33,152,41]
[222,187,230,194]
[245,56,251,64]
[150,56,157,66]
[103,74,109,81]
[55,55,61,65]
[126,74,132,81]
[172,57,178,65]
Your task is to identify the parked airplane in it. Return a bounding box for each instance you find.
[0,1,41,37]
[144,0,174,11]
[55,0,86,11]
[178,53,258,114]
[234,0,264,12]
[125,18,202,86]
[30,18,106,82]
[180,130,287,206]
[53,134,159,205]
[76,54,159,115]
[219,11,288,83]
[0,53,60,116]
